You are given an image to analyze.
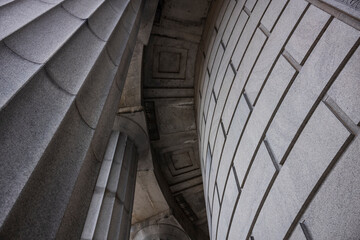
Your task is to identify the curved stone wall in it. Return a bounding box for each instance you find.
[196,0,360,239]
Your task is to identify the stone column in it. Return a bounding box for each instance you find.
[0,0,144,238]
[81,131,138,240]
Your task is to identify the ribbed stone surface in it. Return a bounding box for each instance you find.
[107,22,129,65]
[0,42,40,110]
[0,104,95,239]
[109,0,130,13]
[56,150,101,240]
[0,0,143,237]
[76,51,117,128]
[4,6,83,63]
[89,1,122,41]
[0,70,74,225]
[91,80,122,160]
[0,0,56,40]
[62,0,104,19]
[46,25,106,95]
[121,4,137,33]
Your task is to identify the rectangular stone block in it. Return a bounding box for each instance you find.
[298,136,360,240]
[266,19,359,163]
[234,55,295,184]
[245,0,257,12]
[207,44,225,101]
[200,72,210,124]
[201,30,216,93]
[203,45,220,120]
[216,10,248,86]
[213,56,230,100]
[208,126,225,210]
[217,94,250,196]
[252,102,350,240]
[222,0,244,46]
[209,66,235,150]
[200,118,206,162]
[207,42,219,77]
[285,5,330,64]
[245,0,308,105]
[229,142,277,240]
[211,188,220,239]
[209,0,235,73]
[202,94,216,160]
[205,145,212,197]
[223,28,266,131]
[215,0,231,29]
[261,0,287,31]
[327,47,360,124]
[231,0,270,68]
[217,168,239,240]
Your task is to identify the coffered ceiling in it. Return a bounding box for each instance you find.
[142,0,212,236]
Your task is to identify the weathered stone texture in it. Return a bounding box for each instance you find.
[0,0,143,238]
[196,0,360,239]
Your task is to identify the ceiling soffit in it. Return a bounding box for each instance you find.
[142,0,212,237]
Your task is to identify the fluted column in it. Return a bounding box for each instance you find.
[81,131,138,240]
[0,0,143,238]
